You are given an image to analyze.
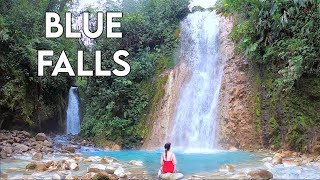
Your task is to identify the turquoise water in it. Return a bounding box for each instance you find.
[82,150,259,175]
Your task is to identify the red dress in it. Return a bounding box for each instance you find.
[162,154,175,173]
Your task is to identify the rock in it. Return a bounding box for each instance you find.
[283,160,301,167]
[229,147,238,151]
[114,166,125,176]
[219,164,235,172]
[2,146,13,154]
[87,164,107,173]
[81,172,96,180]
[35,133,47,141]
[26,162,37,170]
[21,131,31,137]
[87,156,102,162]
[43,140,53,147]
[13,137,21,143]
[52,173,62,180]
[35,163,47,171]
[111,144,121,151]
[62,146,76,153]
[13,143,29,152]
[106,166,116,174]
[32,152,43,161]
[129,160,143,166]
[261,157,272,162]
[100,157,114,164]
[26,162,47,171]
[70,162,79,171]
[272,154,282,165]
[159,173,184,180]
[0,172,8,179]
[92,172,118,180]
[65,174,78,180]
[248,169,273,180]
[0,151,7,159]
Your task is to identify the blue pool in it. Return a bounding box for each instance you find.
[82,149,260,175]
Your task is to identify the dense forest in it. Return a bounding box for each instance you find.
[217,0,320,152]
[0,0,189,148]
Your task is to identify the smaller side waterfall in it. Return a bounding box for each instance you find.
[66,87,81,135]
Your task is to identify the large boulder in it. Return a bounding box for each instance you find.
[248,169,273,180]
[87,164,107,173]
[35,133,47,141]
[159,173,184,180]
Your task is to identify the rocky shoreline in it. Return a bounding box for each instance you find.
[1,130,320,180]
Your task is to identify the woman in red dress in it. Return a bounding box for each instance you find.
[159,142,177,175]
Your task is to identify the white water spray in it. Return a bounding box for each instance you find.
[66,87,81,135]
[170,3,222,151]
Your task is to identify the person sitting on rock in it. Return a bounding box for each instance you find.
[158,142,177,176]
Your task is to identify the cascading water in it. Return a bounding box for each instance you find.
[170,4,222,151]
[66,87,81,135]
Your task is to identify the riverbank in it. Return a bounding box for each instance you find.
[1,131,320,179]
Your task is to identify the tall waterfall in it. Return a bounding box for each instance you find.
[170,8,222,151]
[66,87,81,135]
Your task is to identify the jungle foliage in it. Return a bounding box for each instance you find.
[217,0,320,151]
[0,0,76,132]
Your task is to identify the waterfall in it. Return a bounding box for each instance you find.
[66,87,81,135]
[170,8,222,151]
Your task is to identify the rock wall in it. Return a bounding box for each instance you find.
[142,62,190,149]
[216,16,262,150]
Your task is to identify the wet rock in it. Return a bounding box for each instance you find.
[35,133,47,141]
[26,162,37,170]
[70,162,79,171]
[81,172,96,179]
[159,173,184,180]
[65,174,78,180]
[219,164,235,172]
[282,160,301,167]
[0,172,8,179]
[106,166,116,174]
[87,164,107,173]
[0,151,7,159]
[62,146,76,153]
[111,144,121,150]
[129,160,143,166]
[92,172,118,180]
[114,166,125,176]
[32,152,43,161]
[248,169,273,180]
[272,153,282,165]
[100,157,114,164]
[26,162,47,171]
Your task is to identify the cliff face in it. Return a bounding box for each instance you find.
[216,16,262,150]
[142,62,190,149]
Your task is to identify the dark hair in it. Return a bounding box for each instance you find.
[164,142,171,159]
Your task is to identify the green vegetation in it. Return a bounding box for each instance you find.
[0,0,76,132]
[217,0,320,151]
[79,0,189,149]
